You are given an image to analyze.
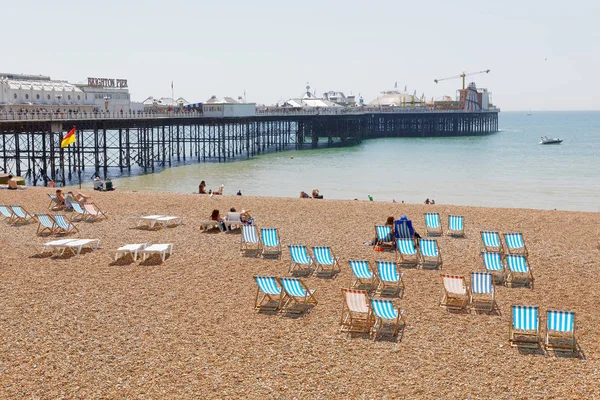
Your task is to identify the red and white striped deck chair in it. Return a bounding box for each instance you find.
[440,274,468,310]
[340,288,373,334]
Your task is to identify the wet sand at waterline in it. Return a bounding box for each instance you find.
[0,188,599,398]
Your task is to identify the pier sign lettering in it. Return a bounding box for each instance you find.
[87,77,128,88]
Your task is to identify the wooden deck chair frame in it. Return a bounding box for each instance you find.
[506,254,534,289]
[261,228,281,259]
[424,212,443,236]
[340,289,373,334]
[374,225,395,251]
[419,239,443,270]
[278,277,318,314]
[288,245,314,275]
[447,214,465,237]
[370,299,406,341]
[395,238,420,268]
[35,214,56,235]
[47,193,61,210]
[440,274,469,310]
[53,214,80,235]
[469,272,495,312]
[545,310,577,353]
[253,276,283,312]
[348,260,378,291]
[240,225,262,256]
[375,261,405,297]
[0,205,15,223]
[481,251,506,285]
[10,205,36,224]
[509,305,541,348]
[503,232,528,256]
[480,231,504,254]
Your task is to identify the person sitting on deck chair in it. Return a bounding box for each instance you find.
[395,214,421,246]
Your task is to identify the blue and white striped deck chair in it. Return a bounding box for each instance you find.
[348,260,377,290]
[503,232,528,256]
[35,214,56,235]
[545,310,577,352]
[424,212,442,236]
[480,231,503,253]
[47,193,61,210]
[419,239,443,269]
[253,276,283,312]
[312,246,340,276]
[375,261,404,296]
[288,245,314,275]
[481,251,506,283]
[71,202,89,221]
[10,205,35,224]
[369,298,405,341]
[506,254,534,288]
[509,305,540,348]
[375,225,394,250]
[53,214,79,235]
[0,205,15,223]
[240,225,262,256]
[395,238,420,267]
[447,215,465,237]
[470,272,495,312]
[278,277,318,314]
[261,228,281,259]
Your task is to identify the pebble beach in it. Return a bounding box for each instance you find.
[1,188,599,399]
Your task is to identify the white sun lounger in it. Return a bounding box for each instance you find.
[139,243,173,261]
[154,216,183,229]
[131,215,165,229]
[200,220,222,232]
[110,243,150,261]
[30,239,77,255]
[32,239,100,256]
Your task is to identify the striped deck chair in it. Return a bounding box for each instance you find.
[480,231,503,253]
[375,261,404,296]
[240,225,262,256]
[53,214,79,235]
[370,298,405,341]
[394,219,412,239]
[84,203,108,221]
[47,193,61,210]
[71,202,89,221]
[447,215,465,237]
[375,225,394,250]
[0,205,15,223]
[396,238,420,267]
[288,245,314,275]
[419,239,443,269]
[440,274,468,310]
[340,288,373,334]
[545,310,577,352]
[481,251,506,284]
[253,276,283,312]
[503,232,528,256]
[10,205,35,224]
[312,246,340,276]
[348,260,377,291]
[424,212,442,236]
[261,228,281,259]
[35,214,56,235]
[506,254,534,288]
[509,305,540,348]
[279,277,318,314]
[470,272,495,312]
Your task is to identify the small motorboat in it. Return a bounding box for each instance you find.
[539,136,563,145]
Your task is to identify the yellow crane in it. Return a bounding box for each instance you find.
[434,69,491,90]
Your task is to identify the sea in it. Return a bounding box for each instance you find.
[112,111,600,212]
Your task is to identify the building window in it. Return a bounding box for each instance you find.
[68,95,71,100]
[36,94,40,100]
[13,93,17,99]
[47,95,51,100]
[25,94,29,99]
[77,95,81,100]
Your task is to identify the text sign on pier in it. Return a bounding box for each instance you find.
[87,77,128,88]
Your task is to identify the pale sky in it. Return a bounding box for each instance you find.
[3,0,599,111]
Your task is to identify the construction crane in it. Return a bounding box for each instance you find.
[434,69,491,90]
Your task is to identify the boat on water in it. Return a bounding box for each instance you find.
[539,136,563,145]
[527,110,532,116]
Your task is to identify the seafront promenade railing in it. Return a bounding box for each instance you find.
[0,107,499,122]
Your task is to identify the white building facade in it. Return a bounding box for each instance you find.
[202,96,256,117]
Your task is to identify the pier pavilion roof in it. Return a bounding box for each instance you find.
[369,90,422,107]
[0,76,83,93]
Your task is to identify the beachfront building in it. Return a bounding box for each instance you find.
[202,96,256,117]
[75,77,131,112]
[141,96,189,111]
[0,73,86,110]
[459,82,493,111]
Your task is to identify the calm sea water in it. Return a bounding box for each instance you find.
[113,111,600,212]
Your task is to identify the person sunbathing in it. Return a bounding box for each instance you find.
[7,174,18,190]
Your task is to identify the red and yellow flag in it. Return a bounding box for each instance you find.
[61,127,76,148]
